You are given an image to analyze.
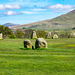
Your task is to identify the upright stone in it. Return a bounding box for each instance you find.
[52,34,58,39]
[35,38,47,49]
[31,31,37,39]
[45,32,51,38]
[24,40,34,49]
[0,33,2,39]
[70,32,75,38]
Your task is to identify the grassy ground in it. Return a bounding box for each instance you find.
[0,38,75,75]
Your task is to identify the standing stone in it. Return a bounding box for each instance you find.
[0,33,2,39]
[52,34,58,39]
[45,32,51,38]
[35,38,47,49]
[70,32,75,38]
[31,31,37,39]
[24,40,34,49]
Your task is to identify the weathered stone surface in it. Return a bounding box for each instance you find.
[70,32,75,38]
[31,31,37,39]
[0,33,2,39]
[24,40,34,49]
[52,34,58,39]
[45,32,51,38]
[35,38,47,49]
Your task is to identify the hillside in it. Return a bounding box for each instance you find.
[3,23,19,27]
[10,10,75,30]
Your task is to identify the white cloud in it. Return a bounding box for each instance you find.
[19,0,23,1]
[0,4,5,10]
[4,11,20,16]
[31,8,46,11]
[46,4,75,12]
[0,4,21,10]
[2,11,36,16]
[47,4,72,9]
[9,0,23,1]
[21,11,37,14]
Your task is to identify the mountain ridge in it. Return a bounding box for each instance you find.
[9,9,75,30]
[3,23,20,27]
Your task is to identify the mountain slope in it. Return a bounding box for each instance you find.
[3,23,19,27]
[10,10,75,30]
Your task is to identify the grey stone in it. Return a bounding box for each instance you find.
[24,40,34,49]
[70,32,75,38]
[0,33,2,39]
[31,31,37,39]
[35,38,47,49]
[52,34,58,39]
[45,32,51,38]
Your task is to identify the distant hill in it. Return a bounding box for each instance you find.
[3,23,19,27]
[10,10,75,30]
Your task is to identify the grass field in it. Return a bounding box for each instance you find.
[0,38,75,75]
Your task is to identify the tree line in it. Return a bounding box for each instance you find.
[0,25,46,39]
[15,29,46,38]
[0,25,73,39]
[0,25,16,39]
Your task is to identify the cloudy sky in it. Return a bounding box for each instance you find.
[0,0,75,25]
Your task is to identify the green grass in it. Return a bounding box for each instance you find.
[0,38,75,75]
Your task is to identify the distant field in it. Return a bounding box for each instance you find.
[0,38,75,75]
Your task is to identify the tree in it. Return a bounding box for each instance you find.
[0,25,5,35]
[24,29,34,38]
[15,29,24,38]
[72,27,75,30]
[37,30,46,38]
[0,25,16,38]
[60,32,69,38]
[5,27,13,35]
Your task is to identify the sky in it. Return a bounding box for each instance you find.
[0,0,75,25]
